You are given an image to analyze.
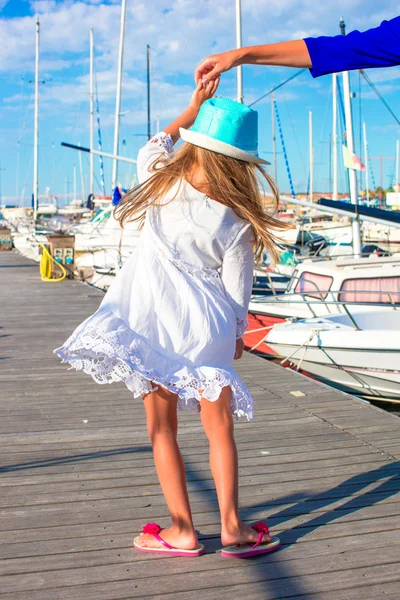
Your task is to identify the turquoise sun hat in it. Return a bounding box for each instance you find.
[180,97,270,165]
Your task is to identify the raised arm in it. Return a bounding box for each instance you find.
[163,78,220,143]
[137,79,219,183]
[195,16,400,83]
[195,41,311,84]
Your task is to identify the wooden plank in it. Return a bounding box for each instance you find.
[0,460,395,510]
[1,444,379,479]
[0,450,389,487]
[1,486,399,533]
[1,475,399,527]
[1,542,400,595]
[0,436,365,461]
[2,498,400,548]
[0,527,396,577]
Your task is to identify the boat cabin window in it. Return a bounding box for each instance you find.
[294,271,333,299]
[338,276,400,304]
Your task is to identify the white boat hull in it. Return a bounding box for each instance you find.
[268,347,400,400]
[265,313,400,401]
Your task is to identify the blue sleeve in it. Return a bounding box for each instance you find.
[304,16,400,77]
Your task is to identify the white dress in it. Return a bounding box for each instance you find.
[55,133,255,420]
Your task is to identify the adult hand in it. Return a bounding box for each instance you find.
[234,338,245,360]
[195,50,241,84]
[189,77,220,112]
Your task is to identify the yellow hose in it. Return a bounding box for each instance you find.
[38,242,67,282]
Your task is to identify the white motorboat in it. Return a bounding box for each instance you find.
[58,199,91,219]
[249,253,400,320]
[36,194,58,216]
[362,221,400,247]
[265,308,400,402]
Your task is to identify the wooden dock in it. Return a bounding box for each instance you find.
[1,250,400,600]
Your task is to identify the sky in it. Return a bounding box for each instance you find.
[0,0,400,205]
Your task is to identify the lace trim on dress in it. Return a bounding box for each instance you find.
[149,132,174,154]
[55,311,254,420]
[236,317,248,339]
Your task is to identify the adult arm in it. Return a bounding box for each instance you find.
[195,16,400,83]
[305,17,400,77]
[195,40,311,84]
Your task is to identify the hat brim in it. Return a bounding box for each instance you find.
[179,128,270,165]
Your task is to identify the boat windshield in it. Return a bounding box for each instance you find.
[294,272,333,299]
[338,276,400,304]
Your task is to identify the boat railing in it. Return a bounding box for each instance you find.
[251,289,400,330]
[255,270,335,307]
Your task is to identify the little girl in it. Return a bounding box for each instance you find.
[55,80,286,558]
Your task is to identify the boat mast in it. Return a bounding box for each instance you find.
[78,142,85,201]
[235,0,243,103]
[340,17,362,256]
[363,122,369,202]
[112,0,127,190]
[309,110,313,202]
[147,45,151,140]
[332,73,338,200]
[73,163,76,201]
[89,28,94,198]
[396,139,399,191]
[33,17,40,222]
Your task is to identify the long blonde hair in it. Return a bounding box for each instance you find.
[114,142,290,262]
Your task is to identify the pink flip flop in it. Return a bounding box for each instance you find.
[221,521,281,558]
[133,523,205,557]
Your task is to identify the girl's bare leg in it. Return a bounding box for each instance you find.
[200,386,271,546]
[136,385,198,550]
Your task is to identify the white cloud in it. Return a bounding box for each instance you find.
[1,0,399,79]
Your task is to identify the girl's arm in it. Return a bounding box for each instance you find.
[220,224,255,355]
[195,41,311,84]
[163,78,220,144]
[137,79,219,183]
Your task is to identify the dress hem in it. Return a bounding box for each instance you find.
[54,308,254,421]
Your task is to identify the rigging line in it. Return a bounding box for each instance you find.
[313,90,331,190]
[248,69,307,108]
[360,69,400,126]
[17,82,33,145]
[52,148,68,182]
[368,148,377,191]
[274,98,296,198]
[336,78,346,141]
[16,74,27,142]
[94,64,106,196]
[282,97,306,171]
